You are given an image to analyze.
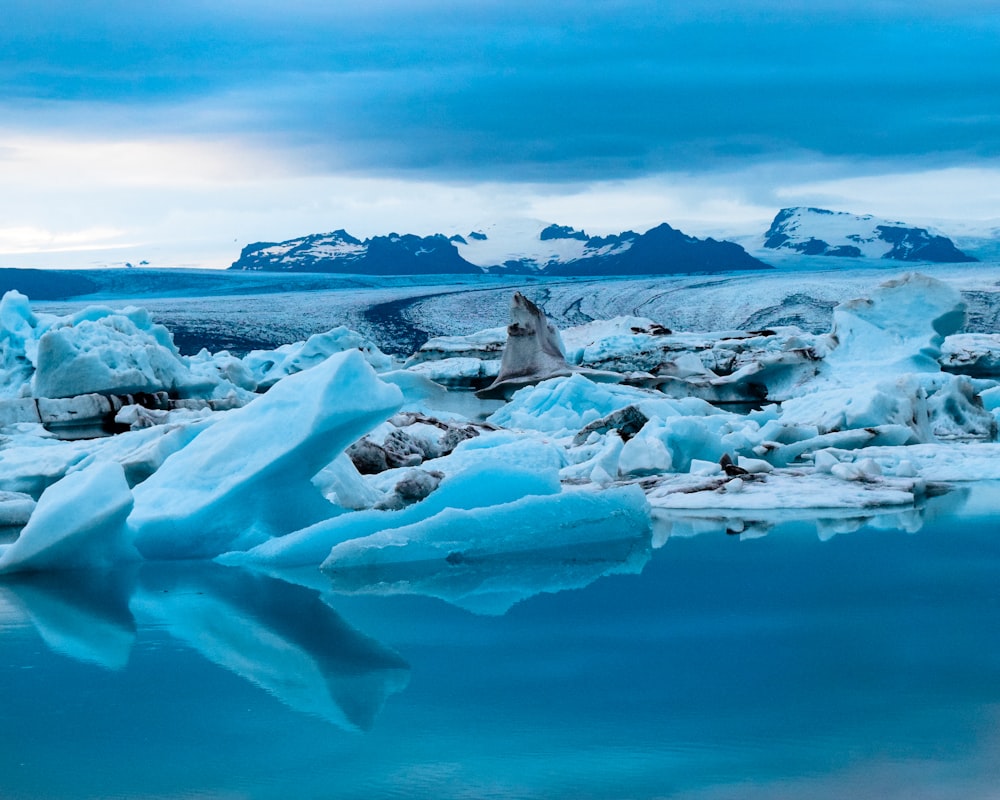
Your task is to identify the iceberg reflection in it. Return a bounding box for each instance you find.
[324,536,653,616]
[0,568,136,670]
[130,563,410,731]
[650,485,971,544]
[3,563,409,732]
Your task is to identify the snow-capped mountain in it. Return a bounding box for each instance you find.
[762,207,977,262]
[230,230,481,275]
[454,220,769,275]
[230,220,771,275]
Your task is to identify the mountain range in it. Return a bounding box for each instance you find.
[230,222,771,276]
[229,208,980,276]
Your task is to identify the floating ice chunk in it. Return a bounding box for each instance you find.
[824,272,964,382]
[32,307,199,399]
[129,351,403,560]
[376,432,567,487]
[813,449,841,473]
[0,461,135,574]
[488,373,716,436]
[366,369,447,410]
[830,457,883,482]
[780,373,995,444]
[923,374,997,440]
[0,291,40,396]
[243,326,392,389]
[780,378,930,438]
[560,315,666,355]
[186,348,258,393]
[312,453,386,510]
[737,456,773,474]
[690,459,722,476]
[820,442,1000,482]
[222,459,561,568]
[766,425,915,467]
[560,433,624,483]
[979,385,1000,412]
[405,327,507,365]
[321,485,651,572]
[619,430,673,476]
[401,357,499,390]
[0,291,251,401]
[940,333,1000,378]
[0,415,215,497]
[647,470,921,511]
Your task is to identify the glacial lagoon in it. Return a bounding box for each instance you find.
[2,485,998,800]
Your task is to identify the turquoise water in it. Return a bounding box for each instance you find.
[1,489,999,799]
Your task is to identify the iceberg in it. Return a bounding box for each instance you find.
[0,415,213,497]
[321,484,651,572]
[242,326,392,390]
[0,290,257,402]
[824,272,964,381]
[221,458,562,568]
[477,292,576,398]
[488,373,718,437]
[128,350,403,559]
[0,460,136,574]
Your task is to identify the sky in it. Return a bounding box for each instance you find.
[1,0,998,268]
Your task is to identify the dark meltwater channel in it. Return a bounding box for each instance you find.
[1,486,999,799]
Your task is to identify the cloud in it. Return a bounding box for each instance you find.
[0,226,132,255]
[2,2,998,182]
[775,166,1000,223]
[1,2,998,266]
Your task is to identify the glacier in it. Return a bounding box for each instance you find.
[0,267,999,581]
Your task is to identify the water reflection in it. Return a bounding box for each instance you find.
[0,569,136,670]
[650,485,972,545]
[2,562,411,732]
[130,563,411,732]
[2,495,999,799]
[324,535,652,615]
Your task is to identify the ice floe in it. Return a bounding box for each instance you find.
[0,270,998,579]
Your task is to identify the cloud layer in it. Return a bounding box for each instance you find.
[1,1,998,265]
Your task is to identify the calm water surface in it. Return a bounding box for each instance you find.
[1,486,999,799]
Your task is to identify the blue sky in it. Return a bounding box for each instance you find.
[1,1,998,267]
